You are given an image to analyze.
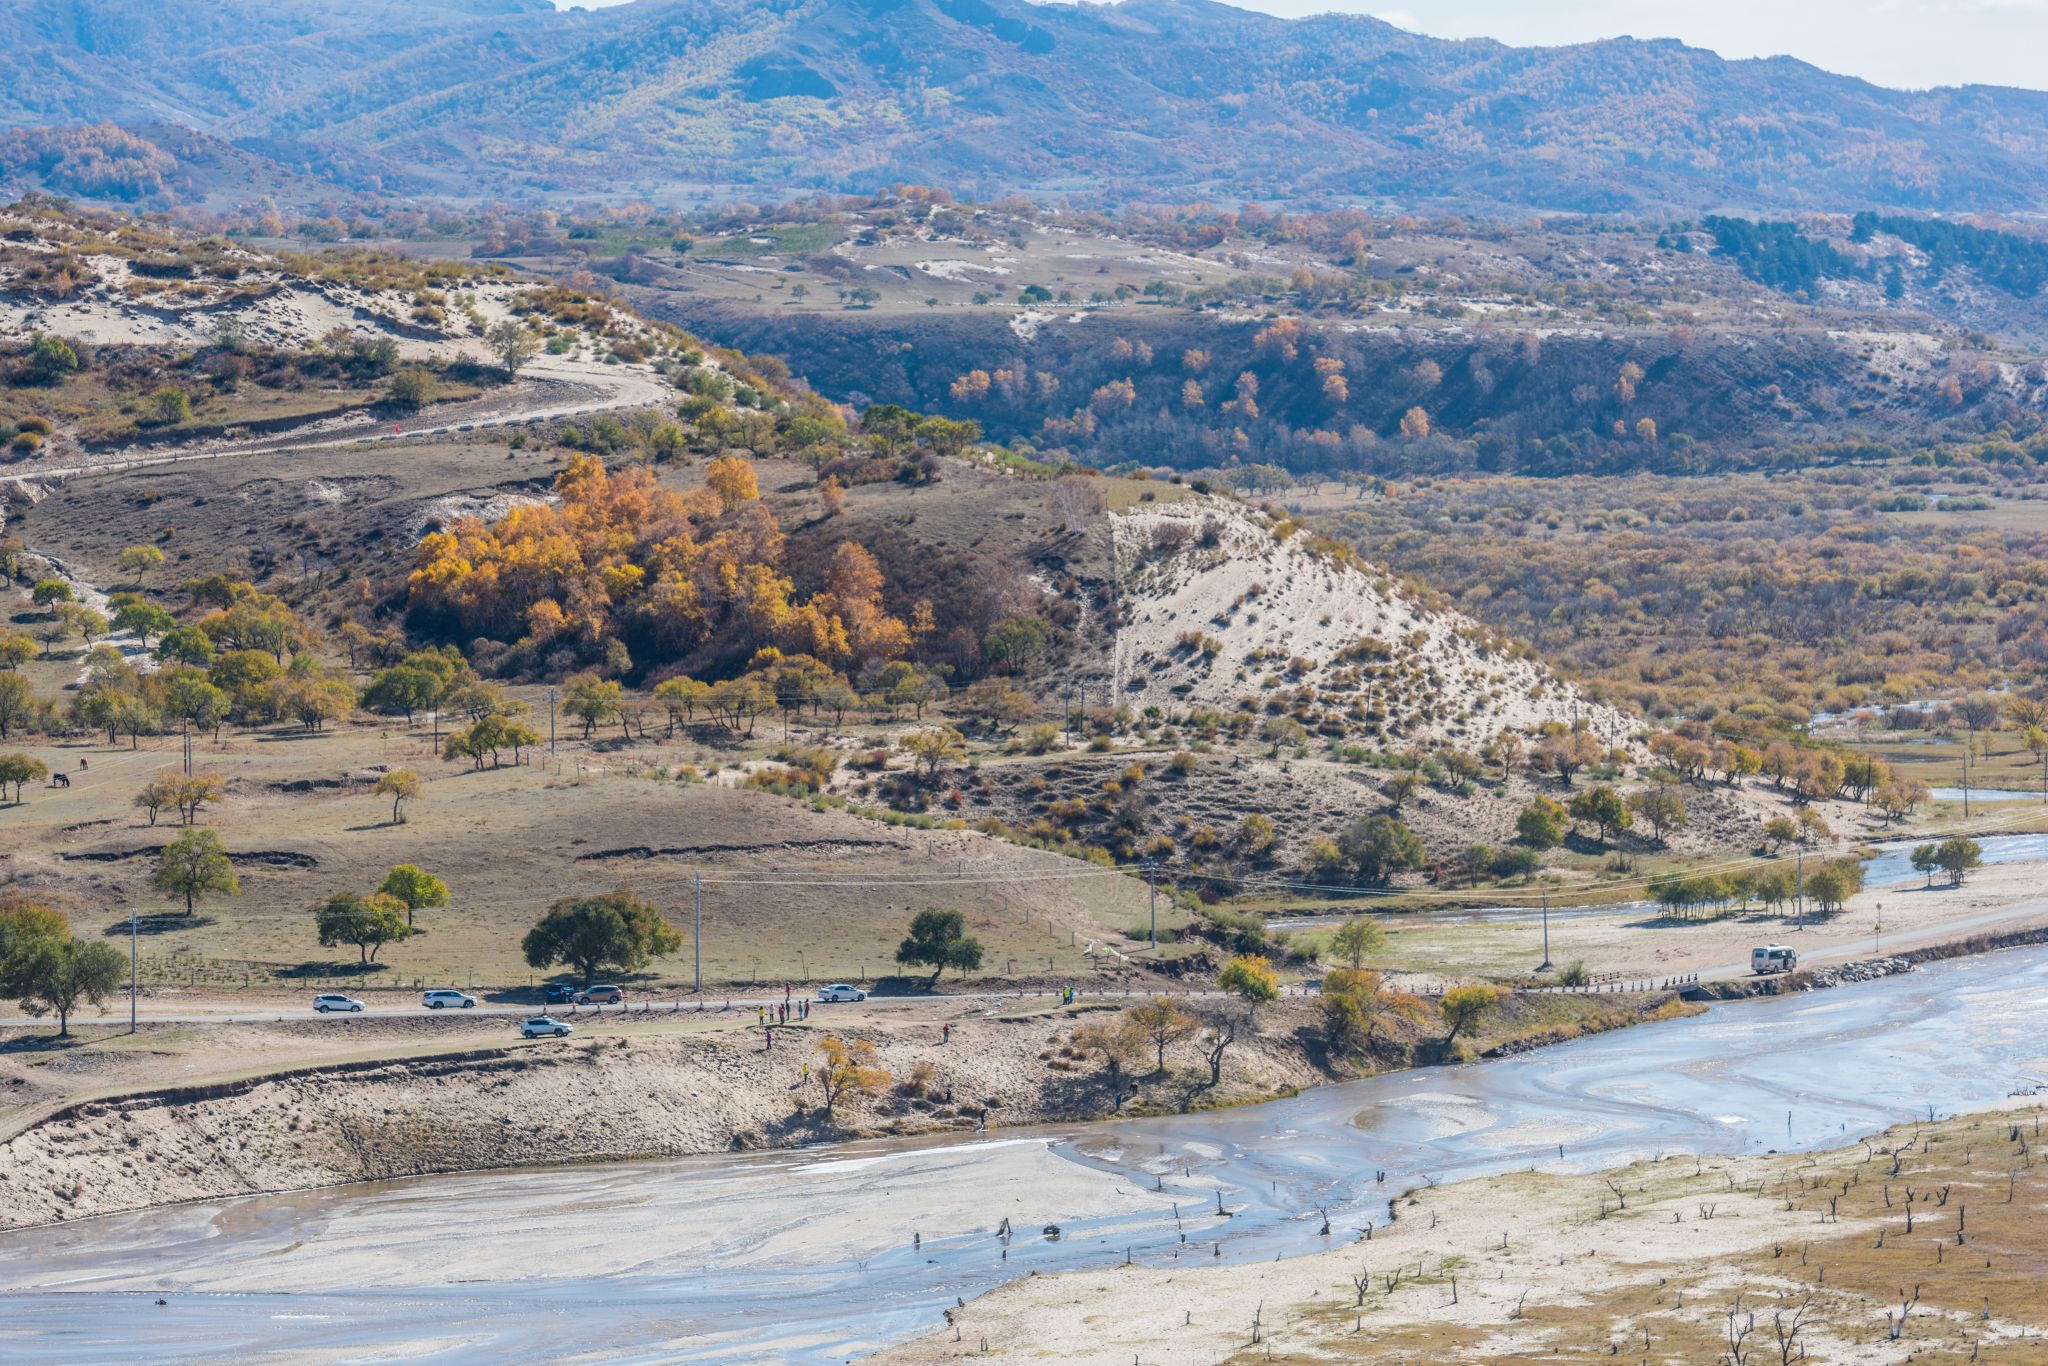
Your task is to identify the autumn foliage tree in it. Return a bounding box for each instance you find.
[408,454,915,678]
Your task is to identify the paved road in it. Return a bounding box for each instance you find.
[0,985,1312,1029]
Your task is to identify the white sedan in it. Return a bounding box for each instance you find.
[313,993,364,1013]
[817,984,867,1002]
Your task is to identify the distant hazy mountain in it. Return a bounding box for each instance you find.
[5,0,2047,212]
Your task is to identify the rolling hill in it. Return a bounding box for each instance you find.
[3,0,2048,213]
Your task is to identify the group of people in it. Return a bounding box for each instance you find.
[759,985,812,1048]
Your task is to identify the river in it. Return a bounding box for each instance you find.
[5,946,2044,1364]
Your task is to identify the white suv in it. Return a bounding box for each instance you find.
[521,1015,573,1038]
[423,989,478,1009]
[313,993,364,1013]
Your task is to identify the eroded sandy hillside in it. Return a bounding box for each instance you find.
[1108,502,1634,748]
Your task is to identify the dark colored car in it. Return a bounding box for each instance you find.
[544,983,579,1004]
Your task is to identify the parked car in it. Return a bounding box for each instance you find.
[521,1015,573,1039]
[817,983,867,1002]
[543,983,579,1004]
[423,989,478,1009]
[574,984,623,1005]
[313,993,364,1013]
[1751,944,1798,975]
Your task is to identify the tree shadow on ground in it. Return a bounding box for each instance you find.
[99,913,216,936]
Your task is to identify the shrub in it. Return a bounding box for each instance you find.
[389,369,439,411]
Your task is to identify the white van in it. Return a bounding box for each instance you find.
[1751,944,1798,975]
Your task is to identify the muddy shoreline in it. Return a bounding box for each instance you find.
[0,991,1673,1232]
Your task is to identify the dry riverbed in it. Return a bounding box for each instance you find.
[874,1100,2048,1366]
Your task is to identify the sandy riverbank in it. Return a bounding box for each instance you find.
[872,1098,2048,1366]
[0,992,1678,1232]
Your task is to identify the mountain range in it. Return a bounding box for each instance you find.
[4,0,2048,213]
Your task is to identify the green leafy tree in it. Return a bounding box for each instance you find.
[0,901,68,959]
[0,675,37,740]
[150,386,192,424]
[1439,985,1502,1045]
[1338,812,1425,884]
[152,826,240,916]
[389,369,438,411]
[0,751,48,801]
[983,616,1052,672]
[521,886,681,986]
[117,544,166,585]
[485,320,539,377]
[1805,857,1867,913]
[362,665,443,724]
[112,599,177,645]
[1934,836,1982,887]
[30,579,73,609]
[898,725,965,780]
[561,674,623,738]
[156,626,216,667]
[1328,916,1386,968]
[112,695,161,748]
[1515,795,1568,848]
[1218,952,1280,1019]
[315,891,417,964]
[1321,967,1409,1055]
[894,907,985,985]
[1569,786,1632,841]
[26,332,80,384]
[2,935,126,1035]
[373,768,424,824]
[377,863,449,927]
[1625,788,1688,843]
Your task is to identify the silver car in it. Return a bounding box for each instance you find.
[423,989,478,1009]
[313,993,364,1013]
[816,984,867,1002]
[521,1015,573,1038]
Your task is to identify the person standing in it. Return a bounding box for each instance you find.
[942,1023,951,1044]
[765,1026,773,1050]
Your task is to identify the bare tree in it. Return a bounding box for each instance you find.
[1195,1005,1250,1085]
[1051,475,1105,534]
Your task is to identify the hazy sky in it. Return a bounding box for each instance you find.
[550,0,2047,92]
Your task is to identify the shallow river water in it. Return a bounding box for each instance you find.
[5,947,2045,1365]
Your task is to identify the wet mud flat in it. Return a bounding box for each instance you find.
[4,946,2044,1364]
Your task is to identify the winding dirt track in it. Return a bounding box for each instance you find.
[3,358,673,490]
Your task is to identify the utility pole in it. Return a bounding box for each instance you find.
[548,685,558,763]
[129,907,137,1035]
[1795,849,1804,931]
[694,874,703,993]
[1962,745,1970,818]
[1539,889,1550,971]
[1144,859,1158,953]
